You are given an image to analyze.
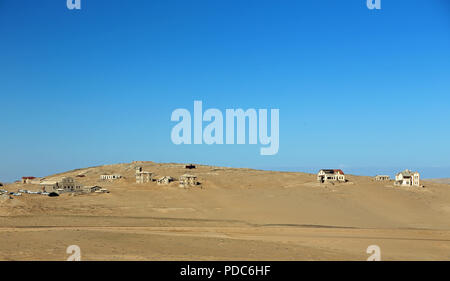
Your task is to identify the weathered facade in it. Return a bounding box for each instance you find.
[135,166,153,184]
[179,174,198,187]
[40,177,83,193]
[100,174,122,181]
[83,185,102,193]
[157,176,174,185]
[374,175,390,181]
[395,170,420,186]
[39,180,58,192]
[317,169,346,183]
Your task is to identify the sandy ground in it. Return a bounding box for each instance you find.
[1,161,450,260]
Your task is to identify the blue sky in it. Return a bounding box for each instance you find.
[1,0,449,182]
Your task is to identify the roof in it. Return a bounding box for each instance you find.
[181,174,197,178]
[396,169,418,177]
[320,169,345,175]
[158,176,173,180]
[40,180,58,185]
[22,177,36,179]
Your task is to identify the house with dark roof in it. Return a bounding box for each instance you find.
[22,177,36,184]
[317,169,346,183]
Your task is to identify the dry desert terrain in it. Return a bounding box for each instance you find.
[1,161,450,260]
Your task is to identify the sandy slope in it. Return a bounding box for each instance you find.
[1,161,450,260]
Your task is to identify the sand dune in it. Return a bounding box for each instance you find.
[1,161,450,260]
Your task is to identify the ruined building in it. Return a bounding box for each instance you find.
[135,166,153,184]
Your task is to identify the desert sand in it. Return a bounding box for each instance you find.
[1,161,450,261]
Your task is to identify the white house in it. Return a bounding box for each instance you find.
[395,170,420,186]
[317,169,346,183]
[100,174,122,181]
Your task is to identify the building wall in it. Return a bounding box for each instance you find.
[395,171,420,186]
[100,174,122,180]
[41,183,57,192]
[317,170,345,182]
[136,172,152,184]
[375,176,390,181]
[40,177,82,193]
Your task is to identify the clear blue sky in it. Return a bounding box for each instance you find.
[1,0,449,182]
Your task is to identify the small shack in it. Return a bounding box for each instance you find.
[83,185,102,193]
[374,175,390,181]
[157,176,174,185]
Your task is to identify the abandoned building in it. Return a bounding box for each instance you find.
[135,166,153,183]
[157,176,174,185]
[21,176,36,184]
[395,170,420,186]
[100,174,122,181]
[39,180,58,191]
[83,185,102,193]
[179,174,198,187]
[374,175,390,181]
[40,177,83,193]
[317,169,346,183]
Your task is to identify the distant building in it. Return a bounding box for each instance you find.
[179,174,198,187]
[83,185,102,193]
[374,175,390,181]
[39,180,58,191]
[317,169,346,183]
[40,177,83,193]
[135,166,153,184]
[185,164,196,169]
[157,176,174,185]
[100,174,122,181]
[22,177,36,184]
[395,170,420,186]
